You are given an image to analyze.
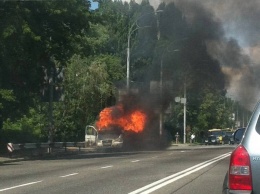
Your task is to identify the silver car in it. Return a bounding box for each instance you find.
[222,102,260,194]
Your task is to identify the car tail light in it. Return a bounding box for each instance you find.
[229,145,252,190]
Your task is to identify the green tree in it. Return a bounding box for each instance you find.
[0,0,92,119]
[96,0,129,55]
[53,54,124,141]
[0,1,94,143]
[2,102,47,143]
[196,90,231,130]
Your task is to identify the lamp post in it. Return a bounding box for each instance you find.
[159,58,163,136]
[183,80,187,144]
[175,80,187,144]
[127,10,163,91]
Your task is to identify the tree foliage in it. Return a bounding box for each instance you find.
[53,54,124,141]
[0,1,92,125]
[2,103,47,143]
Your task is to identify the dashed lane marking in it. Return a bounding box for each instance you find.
[60,173,78,178]
[101,165,113,169]
[0,181,42,192]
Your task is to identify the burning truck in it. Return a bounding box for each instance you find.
[85,101,147,150]
[85,93,171,151]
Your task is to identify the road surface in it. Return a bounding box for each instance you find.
[0,145,234,194]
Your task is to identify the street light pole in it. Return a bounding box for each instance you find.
[126,19,139,92]
[183,79,187,144]
[126,44,130,91]
[49,67,54,143]
[159,58,163,136]
[175,80,187,144]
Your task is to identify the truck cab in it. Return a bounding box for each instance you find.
[96,130,123,149]
[85,125,123,151]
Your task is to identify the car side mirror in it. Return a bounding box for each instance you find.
[234,131,240,143]
[234,128,245,144]
[256,116,260,134]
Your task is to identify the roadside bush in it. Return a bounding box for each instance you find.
[2,107,47,144]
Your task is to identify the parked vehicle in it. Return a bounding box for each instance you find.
[205,135,218,145]
[205,129,224,145]
[222,131,234,145]
[205,128,235,145]
[222,101,260,194]
[210,129,223,144]
[228,133,235,145]
[221,128,245,145]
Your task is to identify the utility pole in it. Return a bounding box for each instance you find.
[175,79,187,144]
[159,58,163,136]
[48,66,54,145]
[183,80,186,144]
[157,10,163,138]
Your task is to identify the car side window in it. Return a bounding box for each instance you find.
[256,115,260,134]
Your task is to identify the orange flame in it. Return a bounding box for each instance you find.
[96,104,147,133]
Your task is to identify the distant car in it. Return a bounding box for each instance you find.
[205,135,218,145]
[222,101,260,193]
[222,128,245,145]
[222,131,234,145]
[228,134,235,145]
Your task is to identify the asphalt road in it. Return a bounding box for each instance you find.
[0,145,234,194]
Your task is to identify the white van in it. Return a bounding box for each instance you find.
[85,125,123,150]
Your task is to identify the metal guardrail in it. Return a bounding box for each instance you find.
[7,142,87,157]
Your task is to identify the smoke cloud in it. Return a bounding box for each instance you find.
[123,0,260,109]
[195,0,260,109]
[133,0,260,110]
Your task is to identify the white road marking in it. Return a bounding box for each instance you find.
[131,160,140,163]
[129,152,231,194]
[101,165,113,169]
[0,181,42,192]
[60,173,78,178]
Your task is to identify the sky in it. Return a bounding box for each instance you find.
[90,0,98,10]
